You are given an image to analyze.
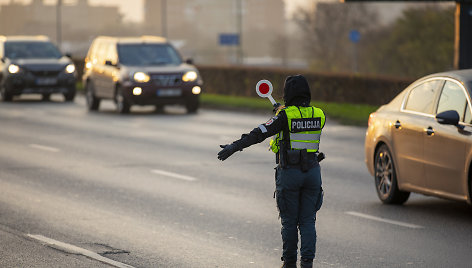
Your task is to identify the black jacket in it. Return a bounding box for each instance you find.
[232,75,313,151]
[232,110,288,151]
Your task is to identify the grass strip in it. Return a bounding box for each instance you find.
[75,83,377,126]
[201,93,378,126]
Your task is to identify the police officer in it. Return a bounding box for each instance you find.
[217,75,324,268]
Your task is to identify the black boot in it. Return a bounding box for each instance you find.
[281,262,297,268]
[300,258,313,268]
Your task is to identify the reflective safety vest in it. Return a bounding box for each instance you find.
[270,106,325,153]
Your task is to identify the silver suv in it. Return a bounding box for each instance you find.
[83,36,203,113]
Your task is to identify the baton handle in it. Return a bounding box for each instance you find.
[267,95,276,105]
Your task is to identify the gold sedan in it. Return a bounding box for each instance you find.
[365,70,472,205]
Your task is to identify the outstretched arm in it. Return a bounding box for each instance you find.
[217,111,287,161]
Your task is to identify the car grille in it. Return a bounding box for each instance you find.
[30,70,61,77]
[151,74,182,87]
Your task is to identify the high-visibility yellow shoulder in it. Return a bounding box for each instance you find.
[275,105,286,116]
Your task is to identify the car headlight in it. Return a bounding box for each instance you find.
[182,71,198,82]
[8,64,20,74]
[133,72,150,83]
[133,87,143,96]
[192,86,201,95]
[65,64,75,74]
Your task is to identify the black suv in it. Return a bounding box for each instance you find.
[83,36,203,114]
[0,36,77,102]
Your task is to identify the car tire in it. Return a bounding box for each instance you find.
[86,82,100,111]
[469,171,472,206]
[374,144,410,205]
[1,85,12,102]
[64,88,76,102]
[42,94,51,101]
[115,86,130,114]
[186,100,199,114]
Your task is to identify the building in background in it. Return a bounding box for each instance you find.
[143,0,286,65]
[0,0,287,66]
[0,0,122,55]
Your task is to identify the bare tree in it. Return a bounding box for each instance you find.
[361,5,454,77]
[293,2,378,72]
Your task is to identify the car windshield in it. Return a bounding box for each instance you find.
[117,44,182,66]
[5,41,63,59]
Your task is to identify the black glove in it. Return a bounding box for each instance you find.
[272,102,282,114]
[317,152,325,162]
[218,144,237,161]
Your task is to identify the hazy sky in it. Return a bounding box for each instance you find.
[0,0,313,23]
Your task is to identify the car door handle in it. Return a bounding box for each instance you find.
[394,120,401,129]
[426,127,435,136]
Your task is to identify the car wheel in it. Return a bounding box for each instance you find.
[86,82,100,111]
[63,88,76,102]
[374,144,410,204]
[186,100,199,114]
[469,171,472,206]
[42,94,51,101]
[1,85,12,102]
[115,86,130,114]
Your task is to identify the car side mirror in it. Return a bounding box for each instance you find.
[105,60,113,66]
[185,58,194,65]
[0,57,5,63]
[436,110,461,126]
[65,53,72,58]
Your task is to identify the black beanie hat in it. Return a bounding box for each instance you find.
[283,75,311,106]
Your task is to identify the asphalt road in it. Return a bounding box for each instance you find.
[0,95,471,268]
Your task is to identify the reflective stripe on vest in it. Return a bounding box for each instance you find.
[290,133,321,141]
[291,141,319,150]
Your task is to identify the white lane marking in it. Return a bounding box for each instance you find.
[112,122,139,128]
[345,211,424,229]
[29,144,60,153]
[27,234,135,268]
[150,169,197,182]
